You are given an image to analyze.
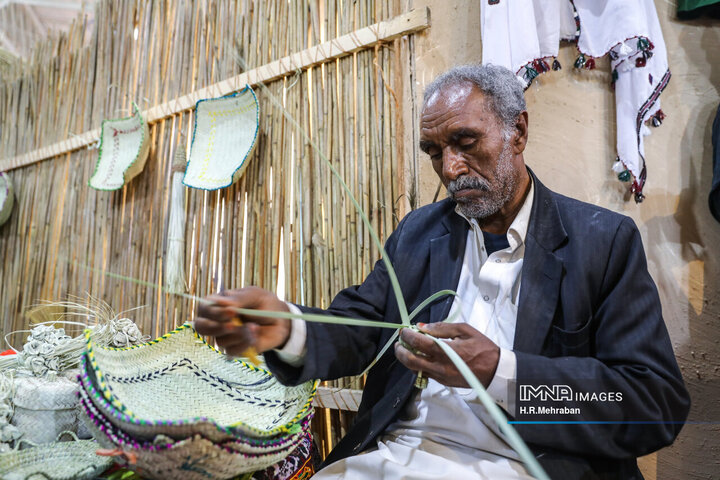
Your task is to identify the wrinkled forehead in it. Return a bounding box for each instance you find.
[422,82,490,118]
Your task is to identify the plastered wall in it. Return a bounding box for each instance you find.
[406,1,720,478]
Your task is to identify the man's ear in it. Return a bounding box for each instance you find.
[512,111,529,154]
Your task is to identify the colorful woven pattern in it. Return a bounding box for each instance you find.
[77,323,317,479]
[0,432,113,480]
[0,172,14,226]
[183,85,259,190]
[89,104,150,191]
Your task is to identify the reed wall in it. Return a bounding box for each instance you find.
[0,0,412,456]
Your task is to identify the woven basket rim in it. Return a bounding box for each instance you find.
[83,324,318,438]
[78,383,312,451]
[79,394,309,459]
[182,84,259,191]
[89,103,150,191]
[0,437,113,479]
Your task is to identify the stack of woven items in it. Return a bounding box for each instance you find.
[76,323,318,480]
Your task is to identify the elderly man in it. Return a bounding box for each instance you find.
[195,64,690,479]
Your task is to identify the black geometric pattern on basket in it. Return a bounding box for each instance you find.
[103,357,299,422]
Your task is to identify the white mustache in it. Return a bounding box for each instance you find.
[447,176,490,196]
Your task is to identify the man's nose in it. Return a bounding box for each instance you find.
[442,148,467,181]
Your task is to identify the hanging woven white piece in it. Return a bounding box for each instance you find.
[165,145,187,294]
[183,85,259,190]
[481,0,669,202]
[0,172,14,226]
[89,103,150,191]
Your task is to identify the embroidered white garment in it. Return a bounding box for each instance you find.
[283,181,536,479]
[481,0,669,202]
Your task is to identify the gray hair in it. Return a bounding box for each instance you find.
[423,64,526,132]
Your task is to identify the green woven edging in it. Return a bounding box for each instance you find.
[83,323,318,438]
[88,103,149,191]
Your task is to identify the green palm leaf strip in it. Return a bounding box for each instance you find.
[430,337,550,480]
[245,73,548,479]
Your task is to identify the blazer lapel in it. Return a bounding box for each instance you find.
[429,210,467,324]
[514,171,568,354]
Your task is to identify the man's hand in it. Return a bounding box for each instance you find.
[394,322,500,388]
[194,286,292,356]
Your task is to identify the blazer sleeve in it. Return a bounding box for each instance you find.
[264,217,406,385]
[514,217,691,458]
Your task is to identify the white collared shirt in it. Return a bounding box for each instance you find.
[279,180,535,479]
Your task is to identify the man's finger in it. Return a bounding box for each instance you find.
[194,317,237,336]
[399,328,442,357]
[217,288,290,325]
[394,341,439,374]
[418,321,477,339]
[197,295,236,323]
[215,326,255,350]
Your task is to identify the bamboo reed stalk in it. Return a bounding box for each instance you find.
[0,0,414,462]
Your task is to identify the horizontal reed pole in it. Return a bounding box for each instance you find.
[0,7,429,171]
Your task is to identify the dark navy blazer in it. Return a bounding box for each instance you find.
[266,171,690,479]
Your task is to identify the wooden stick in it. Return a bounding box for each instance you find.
[0,8,430,171]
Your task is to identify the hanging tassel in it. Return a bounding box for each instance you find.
[165,145,188,294]
[635,56,647,68]
[651,109,666,127]
[524,65,539,83]
[617,169,632,182]
[552,58,561,71]
[574,53,586,69]
[585,58,596,70]
[631,182,645,203]
[611,158,625,174]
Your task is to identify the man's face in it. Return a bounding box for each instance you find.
[420,83,521,219]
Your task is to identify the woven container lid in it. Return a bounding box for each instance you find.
[12,376,79,410]
[0,172,14,226]
[183,85,259,190]
[83,324,316,441]
[0,435,113,480]
[89,104,150,191]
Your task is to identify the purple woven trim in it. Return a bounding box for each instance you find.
[80,353,311,439]
[79,393,311,457]
[77,372,312,450]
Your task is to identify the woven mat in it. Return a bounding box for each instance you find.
[81,409,297,480]
[82,324,316,441]
[89,105,150,191]
[0,437,113,480]
[183,86,259,190]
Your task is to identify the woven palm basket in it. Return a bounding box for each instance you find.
[77,381,311,455]
[183,85,259,190]
[89,104,150,191]
[11,376,80,444]
[0,432,113,480]
[82,324,317,442]
[78,395,306,480]
[0,172,14,226]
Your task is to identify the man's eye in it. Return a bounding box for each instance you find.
[428,150,441,161]
[459,138,475,148]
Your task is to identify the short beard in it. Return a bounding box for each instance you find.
[446,141,517,220]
